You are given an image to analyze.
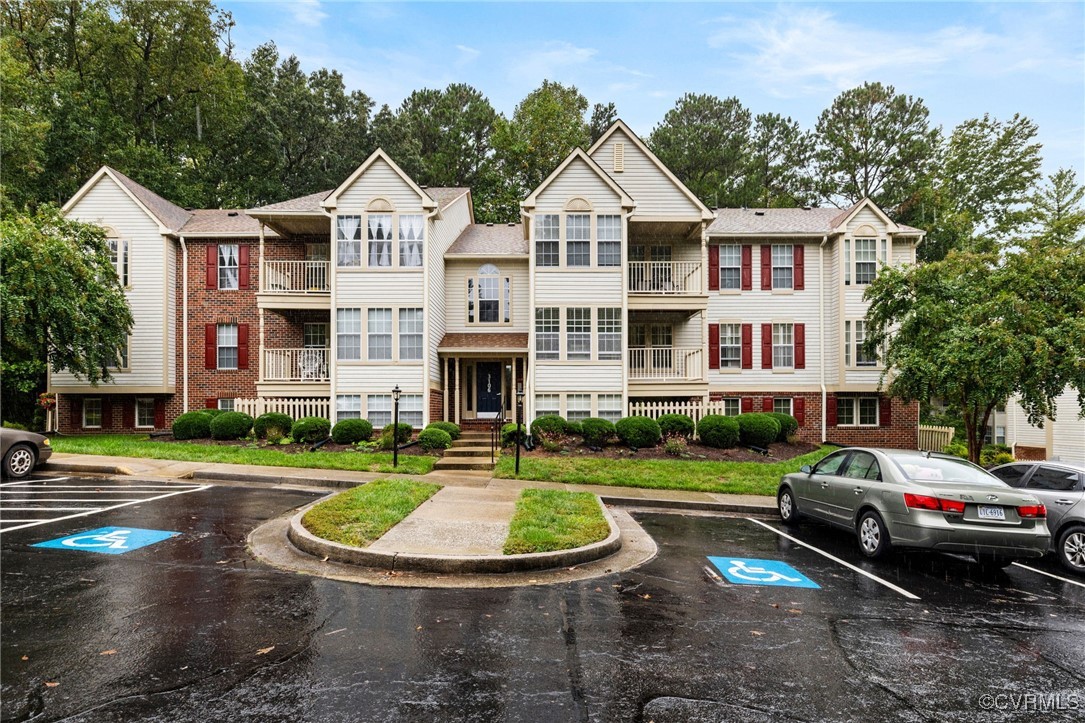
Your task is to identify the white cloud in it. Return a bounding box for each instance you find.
[288,0,328,28]
[513,41,599,81]
[455,44,481,67]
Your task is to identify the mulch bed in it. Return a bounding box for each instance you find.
[150,435,434,456]
[520,438,820,463]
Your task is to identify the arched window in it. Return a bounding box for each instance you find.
[467,264,511,324]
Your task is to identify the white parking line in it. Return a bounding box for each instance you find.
[1,507,105,512]
[0,480,38,487]
[1,499,143,503]
[1012,562,1085,590]
[745,517,921,600]
[0,485,212,533]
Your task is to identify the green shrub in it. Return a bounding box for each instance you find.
[254,412,293,440]
[172,411,211,440]
[379,422,413,449]
[332,418,373,444]
[697,414,740,449]
[664,437,688,457]
[2,421,28,431]
[292,416,331,443]
[943,441,968,458]
[426,421,461,440]
[615,416,662,449]
[737,413,781,448]
[767,413,799,442]
[501,423,526,447]
[531,415,567,440]
[565,420,583,437]
[203,408,225,418]
[980,443,1014,467]
[209,411,254,440]
[418,427,453,451]
[579,417,616,447]
[657,413,695,440]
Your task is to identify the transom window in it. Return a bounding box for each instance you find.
[536,214,559,267]
[855,238,877,284]
[598,308,622,361]
[719,244,740,289]
[218,244,239,289]
[838,396,879,426]
[399,308,423,360]
[771,245,793,289]
[720,323,741,368]
[772,323,794,368]
[108,237,129,287]
[567,308,591,360]
[336,309,361,361]
[217,323,238,369]
[467,264,511,324]
[135,398,155,428]
[566,214,590,267]
[398,214,424,267]
[336,216,362,267]
[367,308,392,361]
[597,215,621,266]
[368,214,393,267]
[535,308,559,360]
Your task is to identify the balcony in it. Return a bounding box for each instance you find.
[257,261,330,310]
[257,347,330,397]
[627,261,707,311]
[628,346,707,396]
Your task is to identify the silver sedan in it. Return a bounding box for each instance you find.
[777,448,1051,568]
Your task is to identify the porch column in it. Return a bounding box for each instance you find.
[258,308,265,383]
[442,356,449,422]
[454,357,461,425]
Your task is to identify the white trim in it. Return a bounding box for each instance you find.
[321,149,436,211]
[522,148,635,209]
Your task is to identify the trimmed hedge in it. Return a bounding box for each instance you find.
[580,417,616,447]
[254,412,293,440]
[172,411,211,440]
[425,421,461,441]
[531,415,567,440]
[616,415,662,449]
[292,416,331,443]
[767,413,799,442]
[210,411,254,440]
[332,418,373,444]
[203,408,225,418]
[657,413,695,440]
[501,423,526,447]
[697,414,740,449]
[418,427,453,451]
[737,413,780,448]
[380,422,413,449]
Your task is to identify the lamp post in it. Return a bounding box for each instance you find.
[515,383,524,475]
[392,384,401,468]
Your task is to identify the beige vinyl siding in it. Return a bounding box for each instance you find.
[534,157,622,209]
[336,272,425,306]
[1051,389,1085,464]
[844,207,886,234]
[589,128,702,217]
[426,193,472,382]
[165,238,176,383]
[1007,402,1047,447]
[53,175,171,389]
[892,237,915,267]
[843,369,883,388]
[672,316,702,348]
[535,363,622,392]
[535,271,622,306]
[444,259,530,334]
[823,240,841,383]
[336,365,425,392]
[337,157,425,210]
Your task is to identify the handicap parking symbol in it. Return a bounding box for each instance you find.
[33,527,179,555]
[708,556,820,589]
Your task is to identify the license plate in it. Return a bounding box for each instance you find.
[978,505,1005,520]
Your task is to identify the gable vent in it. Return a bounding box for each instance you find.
[613,142,625,172]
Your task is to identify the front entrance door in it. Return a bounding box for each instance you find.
[476,362,502,418]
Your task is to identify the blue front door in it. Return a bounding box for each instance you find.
[476,362,502,418]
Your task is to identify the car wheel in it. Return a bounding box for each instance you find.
[1056,526,1085,576]
[3,444,36,480]
[778,487,800,526]
[857,510,890,559]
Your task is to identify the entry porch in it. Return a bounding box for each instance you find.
[437,333,528,428]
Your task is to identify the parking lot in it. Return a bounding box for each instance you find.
[1,475,1083,722]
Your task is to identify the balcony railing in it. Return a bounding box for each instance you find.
[628,261,702,294]
[264,348,329,382]
[261,261,330,294]
[628,347,703,381]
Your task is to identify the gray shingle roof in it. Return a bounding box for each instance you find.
[447,224,527,256]
[438,333,529,351]
[178,209,267,235]
[708,204,925,236]
[250,190,333,214]
[107,166,192,231]
[424,187,470,211]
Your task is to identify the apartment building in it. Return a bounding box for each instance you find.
[51,121,923,446]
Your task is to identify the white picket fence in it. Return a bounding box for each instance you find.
[918,424,955,451]
[627,399,736,425]
[234,397,331,421]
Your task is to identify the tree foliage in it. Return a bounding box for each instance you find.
[1029,168,1085,248]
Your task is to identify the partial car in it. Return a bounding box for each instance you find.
[1,428,53,479]
[989,460,1084,576]
[777,448,1050,568]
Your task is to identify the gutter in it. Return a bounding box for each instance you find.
[819,235,828,443]
[180,236,189,413]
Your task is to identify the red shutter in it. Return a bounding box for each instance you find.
[794,244,804,291]
[741,397,753,413]
[880,396,893,427]
[75,398,83,428]
[708,245,719,291]
[237,324,249,369]
[205,324,217,369]
[794,397,805,426]
[762,397,773,412]
[239,245,250,290]
[206,245,218,289]
[761,323,773,369]
[827,395,838,426]
[741,246,752,290]
[206,398,218,409]
[741,324,752,369]
[760,245,772,290]
[708,323,720,370]
[101,398,112,430]
[795,323,806,369]
[123,399,135,428]
[154,399,166,428]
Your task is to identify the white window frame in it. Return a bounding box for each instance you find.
[367,214,393,268]
[535,308,559,360]
[566,214,590,267]
[598,394,623,423]
[400,394,423,428]
[304,322,329,349]
[597,215,621,266]
[336,215,362,267]
[367,394,392,427]
[598,308,622,361]
[398,213,424,267]
[467,264,511,325]
[217,323,238,370]
[336,394,362,422]
[108,237,129,287]
[218,243,239,290]
[719,398,740,416]
[566,308,592,361]
[535,214,559,267]
[771,245,793,290]
[719,323,741,369]
[719,244,741,290]
[336,309,362,362]
[854,238,877,285]
[772,323,794,369]
[566,394,591,422]
[135,398,155,428]
[534,394,560,420]
[399,308,423,361]
[367,308,393,361]
[773,397,793,416]
[217,399,235,412]
[83,397,102,428]
[838,396,879,427]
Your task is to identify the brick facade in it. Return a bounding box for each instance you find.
[57,394,170,433]
[1013,445,1047,461]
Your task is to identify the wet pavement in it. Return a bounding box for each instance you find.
[2,476,1084,722]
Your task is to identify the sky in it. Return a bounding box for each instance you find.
[219,1,1084,178]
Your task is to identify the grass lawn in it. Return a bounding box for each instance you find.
[503,488,611,555]
[301,479,441,547]
[495,446,834,496]
[50,434,437,475]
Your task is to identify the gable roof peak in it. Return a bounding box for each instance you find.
[521,147,634,209]
[63,165,192,233]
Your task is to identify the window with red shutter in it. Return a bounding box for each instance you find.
[741,397,753,413]
[827,395,838,426]
[237,324,249,369]
[741,324,752,369]
[880,396,893,427]
[762,397,773,412]
[206,244,218,289]
[239,245,250,289]
[206,398,218,409]
[708,246,719,291]
[794,244,805,290]
[205,324,217,369]
[795,323,806,369]
[760,245,772,290]
[794,398,805,425]
[761,323,773,369]
[101,398,112,430]
[154,399,166,428]
[708,324,720,370]
[741,246,752,290]
[123,400,135,428]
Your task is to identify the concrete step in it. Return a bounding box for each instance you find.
[432,458,496,472]
[450,437,494,448]
[443,446,495,457]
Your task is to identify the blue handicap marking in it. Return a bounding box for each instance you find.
[33,526,179,555]
[708,556,820,589]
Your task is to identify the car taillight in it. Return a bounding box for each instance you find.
[904,494,965,514]
[1017,504,1046,518]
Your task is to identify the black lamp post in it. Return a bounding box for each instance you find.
[515,383,524,475]
[392,384,401,468]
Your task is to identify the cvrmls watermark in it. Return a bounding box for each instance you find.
[978,693,1079,712]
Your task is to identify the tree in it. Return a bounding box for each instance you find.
[1029,168,1085,248]
[814,82,939,212]
[745,112,815,208]
[648,93,750,208]
[589,102,617,144]
[864,246,1085,463]
[1,206,134,424]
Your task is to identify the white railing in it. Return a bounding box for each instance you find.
[261,261,330,293]
[234,397,330,421]
[918,425,955,452]
[628,347,703,381]
[628,261,702,294]
[264,348,329,382]
[627,399,737,425]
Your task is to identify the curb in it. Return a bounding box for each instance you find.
[193,470,360,489]
[600,495,776,516]
[286,494,623,574]
[44,461,134,476]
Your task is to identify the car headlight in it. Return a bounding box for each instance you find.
[42,438,51,447]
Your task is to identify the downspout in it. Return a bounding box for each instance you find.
[180,236,189,413]
[421,204,442,427]
[819,235,828,443]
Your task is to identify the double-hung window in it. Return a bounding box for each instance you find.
[367,309,392,361]
[218,244,239,289]
[719,245,741,290]
[535,308,559,360]
[567,308,591,360]
[719,323,741,368]
[399,308,423,360]
[217,399,235,412]
[566,394,591,422]
[566,214,590,267]
[467,265,511,324]
[845,320,878,367]
[368,214,392,267]
[83,398,102,428]
[855,238,877,284]
[598,308,622,360]
[135,398,155,428]
[108,238,129,287]
[597,215,621,266]
[598,394,623,423]
[536,214,559,267]
[399,214,424,267]
[217,324,238,369]
[771,245,793,289]
[367,395,392,427]
[535,394,560,419]
[838,396,879,426]
[719,398,740,416]
[336,309,361,361]
[336,216,362,267]
[336,394,362,421]
[773,398,793,416]
[400,394,423,428]
[772,323,794,369]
